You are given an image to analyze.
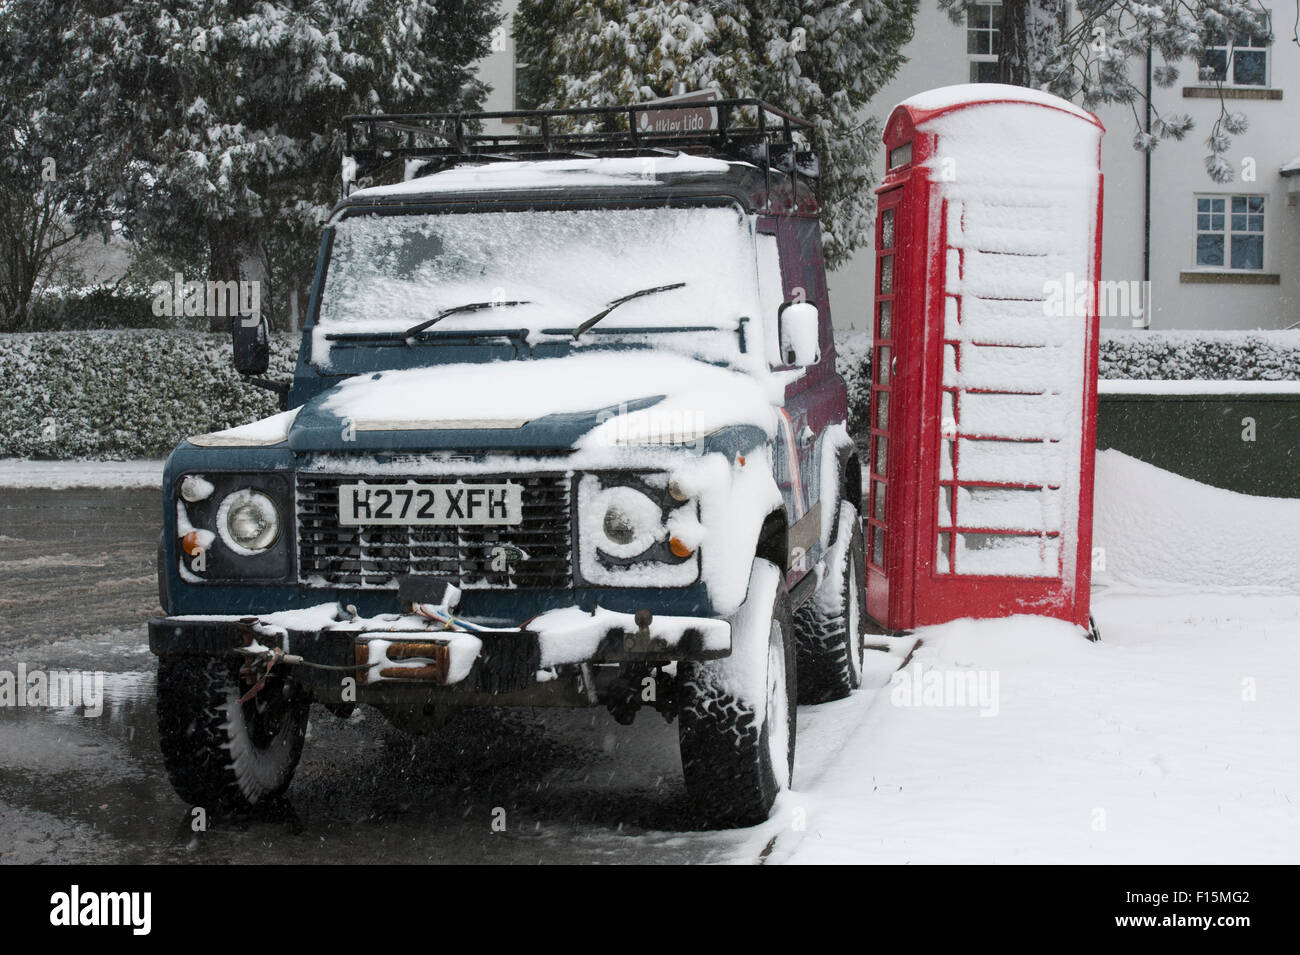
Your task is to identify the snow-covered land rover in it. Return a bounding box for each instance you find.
[151,101,867,827]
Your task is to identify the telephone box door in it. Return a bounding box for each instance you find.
[865,186,904,626]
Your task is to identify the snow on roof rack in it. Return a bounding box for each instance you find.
[340,99,819,201]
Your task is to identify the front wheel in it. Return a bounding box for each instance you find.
[678,559,796,828]
[157,655,308,813]
[793,500,866,704]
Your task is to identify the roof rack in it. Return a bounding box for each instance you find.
[340,99,819,204]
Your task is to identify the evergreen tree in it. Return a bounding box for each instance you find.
[515,0,918,268]
[0,0,115,329]
[4,0,502,329]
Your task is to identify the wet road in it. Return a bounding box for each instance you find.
[0,488,890,864]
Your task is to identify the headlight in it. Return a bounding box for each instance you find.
[577,474,700,587]
[594,485,665,559]
[216,489,281,554]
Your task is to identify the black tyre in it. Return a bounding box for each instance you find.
[157,655,308,813]
[793,501,866,704]
[678,560,796,828]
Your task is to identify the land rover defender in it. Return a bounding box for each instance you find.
[150,101,867,827]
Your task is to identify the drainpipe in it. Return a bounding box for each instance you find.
[1141,39,1152,329]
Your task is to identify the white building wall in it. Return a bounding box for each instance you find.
[826,1,1300,332]
[476,0,521,132]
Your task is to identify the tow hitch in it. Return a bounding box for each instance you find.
[604,662,678,726]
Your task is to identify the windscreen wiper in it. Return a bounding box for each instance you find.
[403,300,530,342]
[570,283,687,339]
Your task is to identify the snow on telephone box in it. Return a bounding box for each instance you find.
[866,84,1103,632]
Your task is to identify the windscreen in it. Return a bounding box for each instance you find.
[315,204,762,347]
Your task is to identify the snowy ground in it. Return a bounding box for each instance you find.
[0,459,164,489]
[1,451,1296,863]
[747,450,1300,863]
[752,594,1299,863]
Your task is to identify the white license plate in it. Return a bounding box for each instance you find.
[337,482,522,527]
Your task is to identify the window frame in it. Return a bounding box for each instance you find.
[1200,22,1272,88]
[1193,193,1267,272]
[965,1,1003,84]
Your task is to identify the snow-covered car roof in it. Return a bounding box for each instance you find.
[349,154,741,200]
[338,152,817,216]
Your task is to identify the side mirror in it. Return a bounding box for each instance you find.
[232,313,270,377]
[778,301,821,367]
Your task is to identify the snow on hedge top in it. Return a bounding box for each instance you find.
[1099,379,1300,395]
[898,84,1097,124]
[347,153,736,200]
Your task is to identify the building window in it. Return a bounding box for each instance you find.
[513,61,528,110]
[967,3,1002,83]
[1195,195,1265,270]
[1201,28,1270,86]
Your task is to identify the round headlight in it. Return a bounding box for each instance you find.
[217,489,281,554]
[594,486,664,559]
[603,508,637,545]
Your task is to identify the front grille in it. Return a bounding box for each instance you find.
[297,473,573,590]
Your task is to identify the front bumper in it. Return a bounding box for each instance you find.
[148,603,730,699]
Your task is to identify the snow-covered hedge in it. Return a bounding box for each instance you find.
[0,331,299,459]
[1098,329,1300,380]
[835,328,1300,438]
[834,329,873,442]
[25,285,165,331]
[5,328,1298,460]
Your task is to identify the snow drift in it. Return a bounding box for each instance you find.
[1092,449,1300,593]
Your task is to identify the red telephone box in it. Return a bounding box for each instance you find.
[866,85,1103,631]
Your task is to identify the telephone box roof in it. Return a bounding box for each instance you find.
[888,84,1103,133]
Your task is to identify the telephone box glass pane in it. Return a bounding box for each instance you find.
[874,435,888,473]
[876,391,889,430]
[879,255,893,294]
[877,300,892,339]
[873,481,886,521]
[881,209,895,249]
[872,527,885,567]
[877,346,891,384]
[937,533,951,573]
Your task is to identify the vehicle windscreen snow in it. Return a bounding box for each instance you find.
[313,204,763,361]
